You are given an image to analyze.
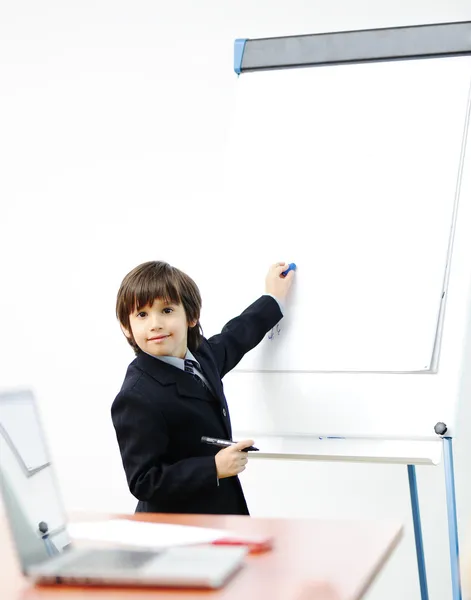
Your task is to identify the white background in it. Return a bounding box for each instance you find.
[2,2,471,599]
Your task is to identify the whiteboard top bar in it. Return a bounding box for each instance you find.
[236,21,471,73]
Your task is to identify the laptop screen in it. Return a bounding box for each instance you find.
[0,389,72,572]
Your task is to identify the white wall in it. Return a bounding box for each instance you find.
[2,2,471,599]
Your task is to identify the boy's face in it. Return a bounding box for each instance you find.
[123,298,195,359]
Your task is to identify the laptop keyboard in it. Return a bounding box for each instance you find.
[64,548,156,571]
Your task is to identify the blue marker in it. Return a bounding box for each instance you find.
[281,262,296,277]
[319,436,346,440]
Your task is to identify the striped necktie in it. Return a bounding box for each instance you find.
[184,359,207,389]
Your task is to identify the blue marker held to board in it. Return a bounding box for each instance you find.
[267,263,295,342]
[281,262,296,277]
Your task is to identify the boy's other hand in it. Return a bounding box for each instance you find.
[265,262,295,302]
[215,439,253,479]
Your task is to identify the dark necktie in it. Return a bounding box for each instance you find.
[184,359,208,390]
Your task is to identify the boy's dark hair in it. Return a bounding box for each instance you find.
[116,261,203,354]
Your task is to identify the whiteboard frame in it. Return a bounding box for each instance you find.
[236,21,471,73]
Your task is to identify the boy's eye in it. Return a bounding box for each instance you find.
[137,311,147,318]
[163,307,173,314]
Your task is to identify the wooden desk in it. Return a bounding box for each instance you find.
[0,512,403,600]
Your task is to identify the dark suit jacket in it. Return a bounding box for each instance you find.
[111,295,282,515]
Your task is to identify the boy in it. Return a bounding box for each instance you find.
[112,260,294,514]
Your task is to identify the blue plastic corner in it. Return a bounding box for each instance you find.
[234,38,248,75]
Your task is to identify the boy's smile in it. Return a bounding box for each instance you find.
[123,298,195,359]
[148,334,170,343]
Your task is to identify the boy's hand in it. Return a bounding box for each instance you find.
[265,262,295,302]
[215,440,253,479]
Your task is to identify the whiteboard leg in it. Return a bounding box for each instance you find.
[443,437,462,600]
[408,465,429,600]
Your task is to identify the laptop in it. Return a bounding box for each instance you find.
[0,389,246,588]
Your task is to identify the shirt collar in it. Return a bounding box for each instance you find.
[146,349,200,371]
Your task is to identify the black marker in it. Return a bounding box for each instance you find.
[201,436,259,452]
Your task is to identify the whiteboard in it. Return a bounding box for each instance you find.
[200,57,471,373]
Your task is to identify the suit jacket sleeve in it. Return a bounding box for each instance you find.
[111,389,217,504]
[207,295,283,378]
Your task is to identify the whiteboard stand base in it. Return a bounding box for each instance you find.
[443,437,461,600]
[408,464,429,600]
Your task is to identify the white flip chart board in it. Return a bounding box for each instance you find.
[208,55,471,440]
[202,57,471,374]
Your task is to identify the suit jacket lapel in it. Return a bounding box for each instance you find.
[134,352,209,402]
[134,351,232,438]
[194,352,224,401]
[194,350,232,438]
